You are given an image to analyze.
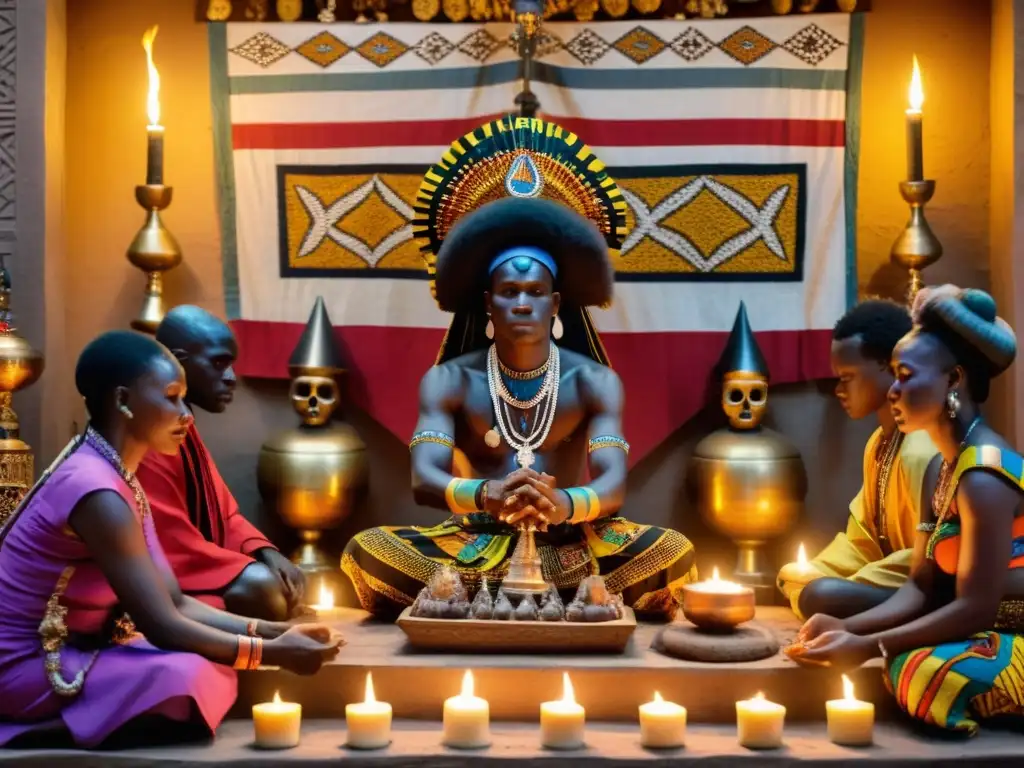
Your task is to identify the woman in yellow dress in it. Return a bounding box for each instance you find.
[788,286,1024,735]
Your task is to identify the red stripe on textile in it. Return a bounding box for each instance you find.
[232,117,845,150]
[230,321,832,466]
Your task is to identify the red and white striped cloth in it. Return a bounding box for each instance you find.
[211,15,861,463]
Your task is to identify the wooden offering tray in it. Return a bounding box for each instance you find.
[397,606,637,654]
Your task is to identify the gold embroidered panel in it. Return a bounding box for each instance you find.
[278,163,806,281]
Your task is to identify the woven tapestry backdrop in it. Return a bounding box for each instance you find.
[209,15,863,465]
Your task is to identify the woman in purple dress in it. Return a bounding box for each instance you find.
[0,331,342,748]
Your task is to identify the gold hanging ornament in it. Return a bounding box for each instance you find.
[631,0,660,14]
[685,0,726,17]
[443,0,470,21]
[600,0,629,18]
[206,0,233,20]
[470,0,493,21]
[413,0,440,17]
[572,0,598,19]
[277,0,303,19]
[770,0,792,12]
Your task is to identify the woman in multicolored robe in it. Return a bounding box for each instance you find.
[788,285,1024,736]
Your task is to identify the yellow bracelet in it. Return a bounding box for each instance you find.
[565,486,600,524]
[445,478,485,515]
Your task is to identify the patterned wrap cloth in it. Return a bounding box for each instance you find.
[884,445,1024,735]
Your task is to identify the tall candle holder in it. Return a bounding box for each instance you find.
[890,179,942,303]
[126,184,182,334]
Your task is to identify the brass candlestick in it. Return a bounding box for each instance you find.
[501,524,548,598]
[126,184,182,334]
[0,261,43,526]
[890,180,942,303]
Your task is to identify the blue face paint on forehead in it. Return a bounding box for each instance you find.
[488,245,558,279]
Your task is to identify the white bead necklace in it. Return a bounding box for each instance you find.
[486,344,560,468]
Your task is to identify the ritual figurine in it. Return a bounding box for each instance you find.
[257,297,367,573]
[777,301,938,619]
[342,115,698,620]
[686,302,807,603]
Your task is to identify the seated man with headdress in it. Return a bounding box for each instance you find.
[342,117,697,619]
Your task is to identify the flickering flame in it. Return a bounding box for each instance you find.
[561,672,576,704]
[653,691,663,703]
[364,672,377,703]
[461,670,475,698]
[908,55,924,113]
[754,691,765,701]
[273,691,282,705]
[317,582,334,610]
[797,543,808,566]
[141,25,161,127]
[842,674,855,701]
[711,566,721,582]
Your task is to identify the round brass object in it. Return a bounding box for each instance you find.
[687,427,806,600]
[890,180,942,302]
[257,423,368,572]
[0,336,43,393]
[127,185,182,333]
[681,582,755,631]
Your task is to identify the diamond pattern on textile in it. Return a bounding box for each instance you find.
[355,32,409,68]
[565,28,610,66]
[718,26,776,66]
[507,28,564,59]
[295,31,350,68]
[413,31,455,64]
[782,24,843,66]
[230,32,291,68]
[670,27,714,62]
[613,26,666,65]
[457,29,500,62]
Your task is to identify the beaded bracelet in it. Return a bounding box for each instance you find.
[409,430,455,451]
[565,486,601,524]
[588,435,630,455]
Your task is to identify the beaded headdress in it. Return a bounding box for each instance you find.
[413,115,628,365]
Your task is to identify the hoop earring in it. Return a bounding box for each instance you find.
[485,316,494,340]
[552,314,563,340]
[119,404,134,420]
[946,390,961,420]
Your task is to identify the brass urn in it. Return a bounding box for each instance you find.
[257,297,368,572]
[686,302,806,603]
[0,262,44,525]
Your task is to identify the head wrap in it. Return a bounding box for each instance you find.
[413,115,628,365]
[913,285,1017,376]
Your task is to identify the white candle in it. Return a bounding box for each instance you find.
[826,675,874,746]
[736,692,785,749]
[906,55,925,181]
[639,691,687,749]
[345,672,392,750]
[540,672,585,750]
[252,691,301,750]
[443,670,491,749]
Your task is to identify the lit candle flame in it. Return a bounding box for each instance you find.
[797,543,807,565]
[364,672,376,704]
[561,672,576,704]
[653,691,663,703]
[908,55,924,113]
[272,691,282,705]
[753,691,765,701]
[711,566,721,582]
[842,674,855,701]
[318,582,334,610]
[141,26,161,127]
[461,670,474,698]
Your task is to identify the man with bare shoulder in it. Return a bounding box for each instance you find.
[342,117,697,619]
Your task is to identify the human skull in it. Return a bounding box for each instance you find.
[290,375,338,426]
[722,372,768,430]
